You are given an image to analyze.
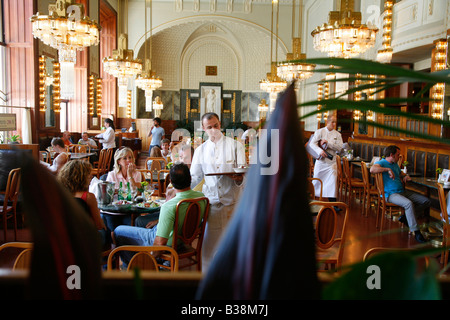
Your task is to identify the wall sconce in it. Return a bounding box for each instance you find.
[317,83,323,122]
[97,79,102,116]
[89,75,95,115]
[89,75,103,117]
[127,90,132,118]
[431,39,448,119]
[38,55,60,113]
[353,73,362,120]
[39,56,46,112]
[53,62,61,112]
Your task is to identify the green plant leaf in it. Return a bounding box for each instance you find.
[322,251,441,300]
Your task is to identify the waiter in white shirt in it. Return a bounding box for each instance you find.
[190,112,246,272]
[309,115,343,202]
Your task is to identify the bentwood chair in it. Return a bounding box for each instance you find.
[308,177,323,201]
[335,155,346,201]
[342,157,364,206]
[314,201,349,272]
[159,197,210,271]
[146,157,166,170]
[71,144,90,153]
[92,148,113,178]
[1,168,21,242]
[107,246,179,272]
[363,247,430,270]
[39,151,50,163]
[361,161,379,217]
[71,144,91,162]
[437,184,450,268]
[0,242,33,270]
[374,173,404,232]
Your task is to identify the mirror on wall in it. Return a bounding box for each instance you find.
[88,74,102,130]
[39,54,60,129]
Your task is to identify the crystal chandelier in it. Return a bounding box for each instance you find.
[277,0,315,82]
[311,0,378,58]
[377,0,394,63]
[31,0,100,99]
[260,0,287,96]
[103,0,142,108]
[135,0,162,111]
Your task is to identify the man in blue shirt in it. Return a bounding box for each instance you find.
[147,117,165,156]
[370,145,431,243]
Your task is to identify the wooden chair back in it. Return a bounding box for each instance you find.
[106,246,179,272]
[437,184,450,268]
[71,144,90,153]
[335,155,345,200]
[307,153,314,177]
[363,247,430,270]
[0,242,33,270]
[361,161,370,189]
[160,197,210,271]
[336,155,343,182]
[93,148,114,177]
[1,168,21,241]
[342,157,351,184]
[39,151,50,163]
[374,173,386,201]
[146,157,166,170]
[307,177,323,201]
[374,173,404,231]
[158,169,170,196]
[313,201,349,271]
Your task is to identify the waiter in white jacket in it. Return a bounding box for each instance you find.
[190,112,246,272]
[309,115,343,202]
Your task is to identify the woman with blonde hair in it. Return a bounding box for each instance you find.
[106,147,142,189]
[57,160,108,247]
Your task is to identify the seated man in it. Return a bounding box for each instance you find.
[370,145,431,243]
[113,163,207,265]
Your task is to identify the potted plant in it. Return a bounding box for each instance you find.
[7,134,21,144]
[437,168,443,182]
[402,161,409,174]
[347,149,353,160]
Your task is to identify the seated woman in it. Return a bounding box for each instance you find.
[106,147,142,189]
[41,137,70,175]
[104,147,142,231]
[57,160,109,248]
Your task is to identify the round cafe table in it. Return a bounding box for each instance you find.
[99,197,164,228]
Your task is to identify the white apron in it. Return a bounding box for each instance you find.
[309,127,343,198]
[313,157,338,198]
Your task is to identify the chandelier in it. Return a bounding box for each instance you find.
[30,0,100,53]
[311,0,378,58]
[31,0,100,99]
[103,0,142,108]
[135,0,162,111]
[260,0,287,94]
[277,0,315,82]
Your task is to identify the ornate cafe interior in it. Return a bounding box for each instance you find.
[1,0,450,300]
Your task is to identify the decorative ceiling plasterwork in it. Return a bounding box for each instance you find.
[135,16,287,91]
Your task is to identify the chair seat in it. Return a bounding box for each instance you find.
[316,246,339,264]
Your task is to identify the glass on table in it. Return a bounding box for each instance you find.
[143,187,155,201]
